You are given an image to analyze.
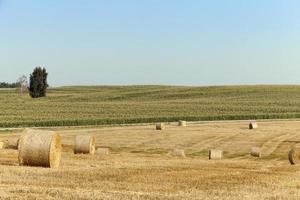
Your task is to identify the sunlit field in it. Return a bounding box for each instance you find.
[1,120,300,199]
[2,85,300,127]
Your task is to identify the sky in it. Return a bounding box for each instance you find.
[0,0,300,86]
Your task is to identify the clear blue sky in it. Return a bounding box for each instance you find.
[0,0,299,86]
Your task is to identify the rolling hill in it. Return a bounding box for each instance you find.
[2,85,300,127]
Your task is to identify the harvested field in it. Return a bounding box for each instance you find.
[1,120,300,199]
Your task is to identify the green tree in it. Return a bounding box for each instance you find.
[29,67,48,98]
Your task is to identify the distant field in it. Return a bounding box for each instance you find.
[2,85,300,127]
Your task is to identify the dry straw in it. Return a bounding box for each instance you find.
[0,140,8,149]
[172,148,186,157]
[288,148,300,165]
[156,123,165,130]
[250,147,261,158]
[249,122,258,129]
[6,138,20,150]
[96,148,110,156]
[209,149,223,160]
[74,135,96,155]
[178,120,187,127]
[18,129,62,168]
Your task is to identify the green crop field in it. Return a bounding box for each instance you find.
[1,85,300,128]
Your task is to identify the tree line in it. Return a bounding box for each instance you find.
[0,82,20,88]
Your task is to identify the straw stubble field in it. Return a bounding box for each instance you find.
[1,120,300,199]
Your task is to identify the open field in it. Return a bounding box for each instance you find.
[2,85,300,127]
[1,120,300,199]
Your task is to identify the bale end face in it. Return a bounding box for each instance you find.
[249,122,258,129]
[156,123,165,130]
[209,149,223,160]
[289,148,300,165]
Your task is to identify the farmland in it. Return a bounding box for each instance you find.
[2,85,300,127]
[1,120,300,199]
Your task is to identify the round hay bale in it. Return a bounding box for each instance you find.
[18,129,61,168]
[6,138,20,150]
[249,122,258,129]
[209,149,223,160]
[172,148,186,157]
[250,147,261,158]
[288,148,300,165]
[96,148,110,156]
[178,120,187,127]
[156,123,165,130]
[74,135,96,155]
[0,140,8,149]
